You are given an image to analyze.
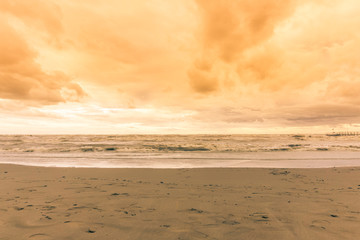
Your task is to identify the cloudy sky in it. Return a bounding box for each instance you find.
[1,0,360,134]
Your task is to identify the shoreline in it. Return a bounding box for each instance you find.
[0,164,359,239]
[1,161,360,169]
[2,151,360,169]
[2,162,360,169]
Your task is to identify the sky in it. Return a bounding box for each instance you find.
[1,0,360,134]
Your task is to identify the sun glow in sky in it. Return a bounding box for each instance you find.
[1,0,360,134]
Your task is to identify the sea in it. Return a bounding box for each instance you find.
[0,134,360,168]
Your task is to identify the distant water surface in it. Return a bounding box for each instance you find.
[0,134,360,168]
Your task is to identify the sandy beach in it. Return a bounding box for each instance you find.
[0,164,359,240]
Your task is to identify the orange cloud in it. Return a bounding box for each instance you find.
[188,67,218,93]
[195,0,299,62]
[0,0,63,43]
[0,18,85,104]
[1,0,360,133]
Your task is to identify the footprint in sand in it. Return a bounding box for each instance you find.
[28,233,51,239]
[222,220,240,225]
[249,213,270,222]
[189,208,204,213]
[12,217,55,229]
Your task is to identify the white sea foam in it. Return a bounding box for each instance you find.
[0,135,360,168]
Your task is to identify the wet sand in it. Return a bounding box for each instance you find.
[0,164,359,240]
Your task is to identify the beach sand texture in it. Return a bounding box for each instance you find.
[0,165,359,240]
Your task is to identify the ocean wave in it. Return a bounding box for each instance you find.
[0,134,360,154]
